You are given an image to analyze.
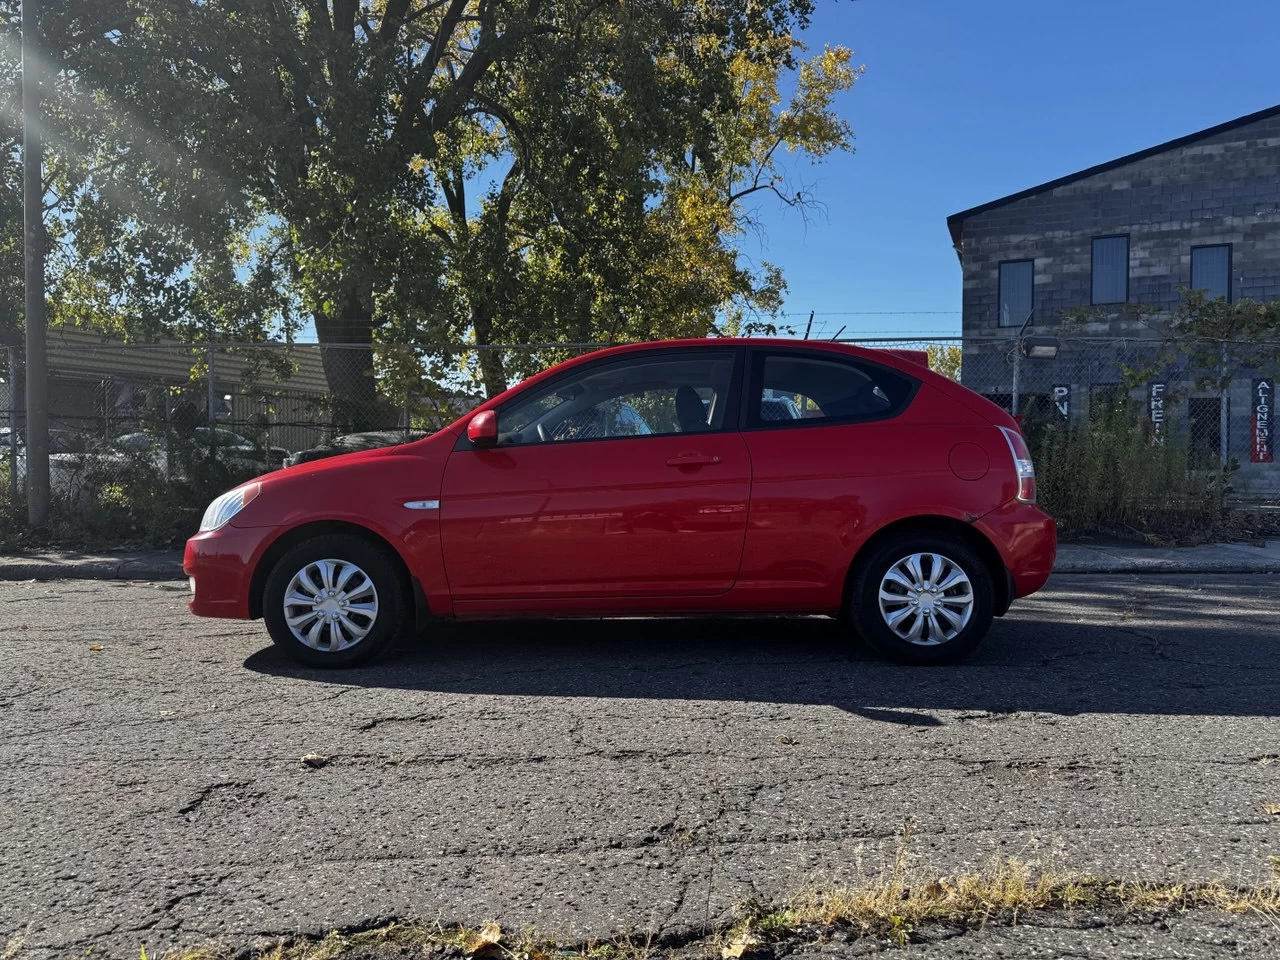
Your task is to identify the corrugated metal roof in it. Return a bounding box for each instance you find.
[46,327,330,395]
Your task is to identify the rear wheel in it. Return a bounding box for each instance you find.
[850,534,995,665]
[262,534,406,666]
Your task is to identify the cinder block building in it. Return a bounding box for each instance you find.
[947,104,1280,493]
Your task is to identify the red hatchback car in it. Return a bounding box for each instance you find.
[185,339,1056,666]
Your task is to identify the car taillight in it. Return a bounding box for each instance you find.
[998,426,1036,503]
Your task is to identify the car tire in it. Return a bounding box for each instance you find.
[850,534,995,665]
[262,534,407,667]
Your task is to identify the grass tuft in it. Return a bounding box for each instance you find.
[57,831,1280,960]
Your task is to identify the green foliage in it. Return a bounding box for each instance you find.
[4,0,850,413]
[1024,399,1230,543]
[0,439,265,550]
[1061,289,1280,393]
[927,344,961,381]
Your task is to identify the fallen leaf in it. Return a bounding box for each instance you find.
[463,922,504,958]
[721,934,761,959]
[1264,803,1280,815]
[88,644,104,652]
[300,753,329,769]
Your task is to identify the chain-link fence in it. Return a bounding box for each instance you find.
[1,332,1277,546]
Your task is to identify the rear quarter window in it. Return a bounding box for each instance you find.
[748,353,916,429]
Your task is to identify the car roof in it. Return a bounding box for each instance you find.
[475,338,929,407]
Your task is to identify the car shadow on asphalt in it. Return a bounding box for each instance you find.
[242,594,1280,720]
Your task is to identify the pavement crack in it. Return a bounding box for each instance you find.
[178,781,255,817]
[357,712,444,731]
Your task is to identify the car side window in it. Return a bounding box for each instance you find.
[750,353,915,428]
[497,352,735,446]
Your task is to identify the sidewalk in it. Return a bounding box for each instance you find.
[2,540,1279,582]
[0,550,186,581]
[1054,539,1280,574]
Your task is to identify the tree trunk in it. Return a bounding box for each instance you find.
[314,295,386,432]
[472,309,508,398]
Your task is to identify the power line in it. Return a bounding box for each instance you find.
[781,310,961,316]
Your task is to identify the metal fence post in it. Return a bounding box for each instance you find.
[7,346,17,507]
[1010,346,1021,417]
[206,337,216,430]
[1219,341,1229,465]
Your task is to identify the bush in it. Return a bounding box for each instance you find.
[0,450,264,552]
[1025,401,1230,543]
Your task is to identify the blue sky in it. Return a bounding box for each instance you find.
[756,0,1280,339]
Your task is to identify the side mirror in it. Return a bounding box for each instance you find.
[467,410,498,448]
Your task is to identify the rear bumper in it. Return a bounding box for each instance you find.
[183,524,267,619]
[975,500,1057,599]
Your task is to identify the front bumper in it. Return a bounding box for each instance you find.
[183,523,269,619]
[975,499,1057,599]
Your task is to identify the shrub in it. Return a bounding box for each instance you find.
[1025,400,1230,543]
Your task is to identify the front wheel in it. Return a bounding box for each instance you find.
[850,535,995,665]
[262,534,407,666]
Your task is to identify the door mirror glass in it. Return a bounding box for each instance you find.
[467,410,498,448]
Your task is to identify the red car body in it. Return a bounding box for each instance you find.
[185,339,1055,663]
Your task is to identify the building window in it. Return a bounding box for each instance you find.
[998,260,1034,327]
[1191,244,1232,302]
[1091,235,1129,305]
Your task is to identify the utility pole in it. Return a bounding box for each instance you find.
[22,0,49,526]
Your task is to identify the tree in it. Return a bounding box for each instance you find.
[35,0,830,423]
[427,28,859,397]
[927,343,961,381]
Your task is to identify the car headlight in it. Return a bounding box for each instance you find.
[199,483,261,532]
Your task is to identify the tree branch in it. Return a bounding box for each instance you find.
[378,0,414,41]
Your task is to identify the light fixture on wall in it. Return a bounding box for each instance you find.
[1009,310,1061,417]
[1021,336,1060,360]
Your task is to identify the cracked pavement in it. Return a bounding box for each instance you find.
[0,574,1277,958]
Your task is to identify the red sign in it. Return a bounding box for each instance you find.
[1254,378,1274,464]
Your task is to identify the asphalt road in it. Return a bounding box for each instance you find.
[1,574,1277,959]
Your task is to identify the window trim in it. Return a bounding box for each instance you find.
[1090,234,1130,306]
[453,346,746,451]
[1190,243,1233,303]
[739,347,920,433]
[997,258,1035,328]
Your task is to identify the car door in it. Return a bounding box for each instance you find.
[439,348,750,607]
[735,348,920,608]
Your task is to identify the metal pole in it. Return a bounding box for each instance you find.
[7,347,17,507]
[206,335,217,464]
[1011,347,1020,417]
[22,0,49,526]
[206,342,216,430]
[1220,341,1229,465]
[1010,309,1033,418]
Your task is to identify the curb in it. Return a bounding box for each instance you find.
[1054,561,1280,575]
[0,559,185,582]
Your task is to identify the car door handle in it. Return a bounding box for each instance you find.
[666,453,721,466]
